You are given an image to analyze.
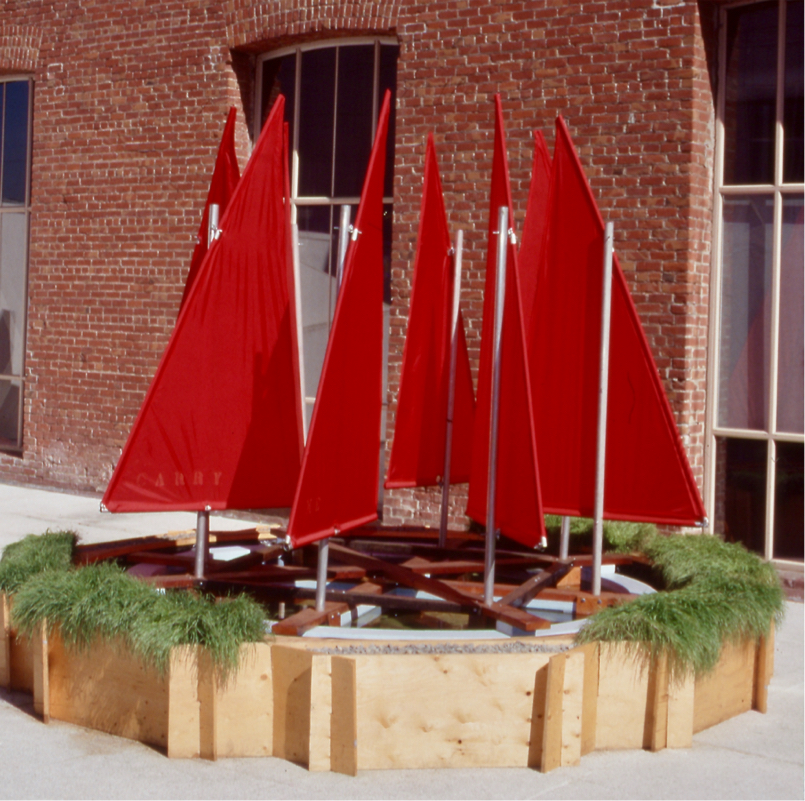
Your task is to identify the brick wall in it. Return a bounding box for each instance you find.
[1,0,717,531]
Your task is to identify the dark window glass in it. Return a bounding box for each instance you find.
[2,81,29,205]
[333,45,375,198]
[774,442,804,559]
[784,0,804,182]
[298,48,336,197]
[777,196,804,433]
[0,379,20,447]
[261,53,296,159]
[714,437,768,555]
[724,2,778,185]
[718,196,774,430]
[380,44,399,199]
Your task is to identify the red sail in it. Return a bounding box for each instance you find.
[287,92,391,548]
[385,134,475,489]
[466,96,546,547]
[103,96,303,512]
[527,117,706,525]
[180,107,240,310]
[519,130,552,333]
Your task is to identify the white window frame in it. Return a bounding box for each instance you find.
[705,0,804,565]
[0,75,33,452]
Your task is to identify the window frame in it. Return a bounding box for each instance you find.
[0,75,34,453]
[705,0,804,564]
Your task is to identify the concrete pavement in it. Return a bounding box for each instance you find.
[0,481,802,800]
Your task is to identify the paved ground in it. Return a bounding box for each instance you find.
[0,481,802,800]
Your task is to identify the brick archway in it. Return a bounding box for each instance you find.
[224,0,402,50]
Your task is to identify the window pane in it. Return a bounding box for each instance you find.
[0,378,20,448]
[718,196,773,430]
[297,205,336,398]
[298,49,336,197]
[724,2,778,186]
[777,196,804,433]
[2,81,29,206]
[714,437,767,555]
[774,441,804,560]
[784,0,804,183]
[333,45,375,198]
[261,53,295,138]
[0,212,28,376]
[380,44,399,199]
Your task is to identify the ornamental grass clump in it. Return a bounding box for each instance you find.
[576,525,785,680]
[5,538,266,679]
[0,530,76,595]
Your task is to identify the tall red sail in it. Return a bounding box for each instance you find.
[518,130,552,333]
[466,96,546,547]
[103,96,303,512]
[527,117,706,525]
[180,107,240,310]
[385,135,475,489]
[287,92,391,549]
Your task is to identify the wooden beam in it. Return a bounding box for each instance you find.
[329,543,551,631]
[497,562,574,608]
[271,602,349,636]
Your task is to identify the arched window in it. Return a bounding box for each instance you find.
[256,38,399,426]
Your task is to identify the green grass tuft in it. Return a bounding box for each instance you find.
[0,530,76,594]
[7,540,266,679]
[576,526,784,679]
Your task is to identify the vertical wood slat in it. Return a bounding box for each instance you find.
[32,619,49,723]
[0,593,10,689]
[540,652,566,772]
[166,646,200,759]
[330,656,358,776]
[753,623,775,714]
[647,653,669,751]
[579,643,599,756]
[198,649,218,761]
[560,650,585,767]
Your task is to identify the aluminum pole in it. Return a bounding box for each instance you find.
[592,222,614,596]
[193,506,210,580]
[313,208,353,612]
[207,203,220,247]
[315,537,330,612]
[439,229,463,548]
[559,515,571,560]
[484,207,508,606]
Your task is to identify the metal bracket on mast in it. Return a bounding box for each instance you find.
[439,229,464,548]
[207,203,220,246]
[484,207,508,606]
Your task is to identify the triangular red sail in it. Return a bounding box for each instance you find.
[466,96,546,547]
[527,117,706,525]
[518,130,552,333]
[180,107,240,310]
[385,134,475,489]
[287,92,391,548]
[103,96,303,512]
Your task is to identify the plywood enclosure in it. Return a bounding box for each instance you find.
[0,607,775,774]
